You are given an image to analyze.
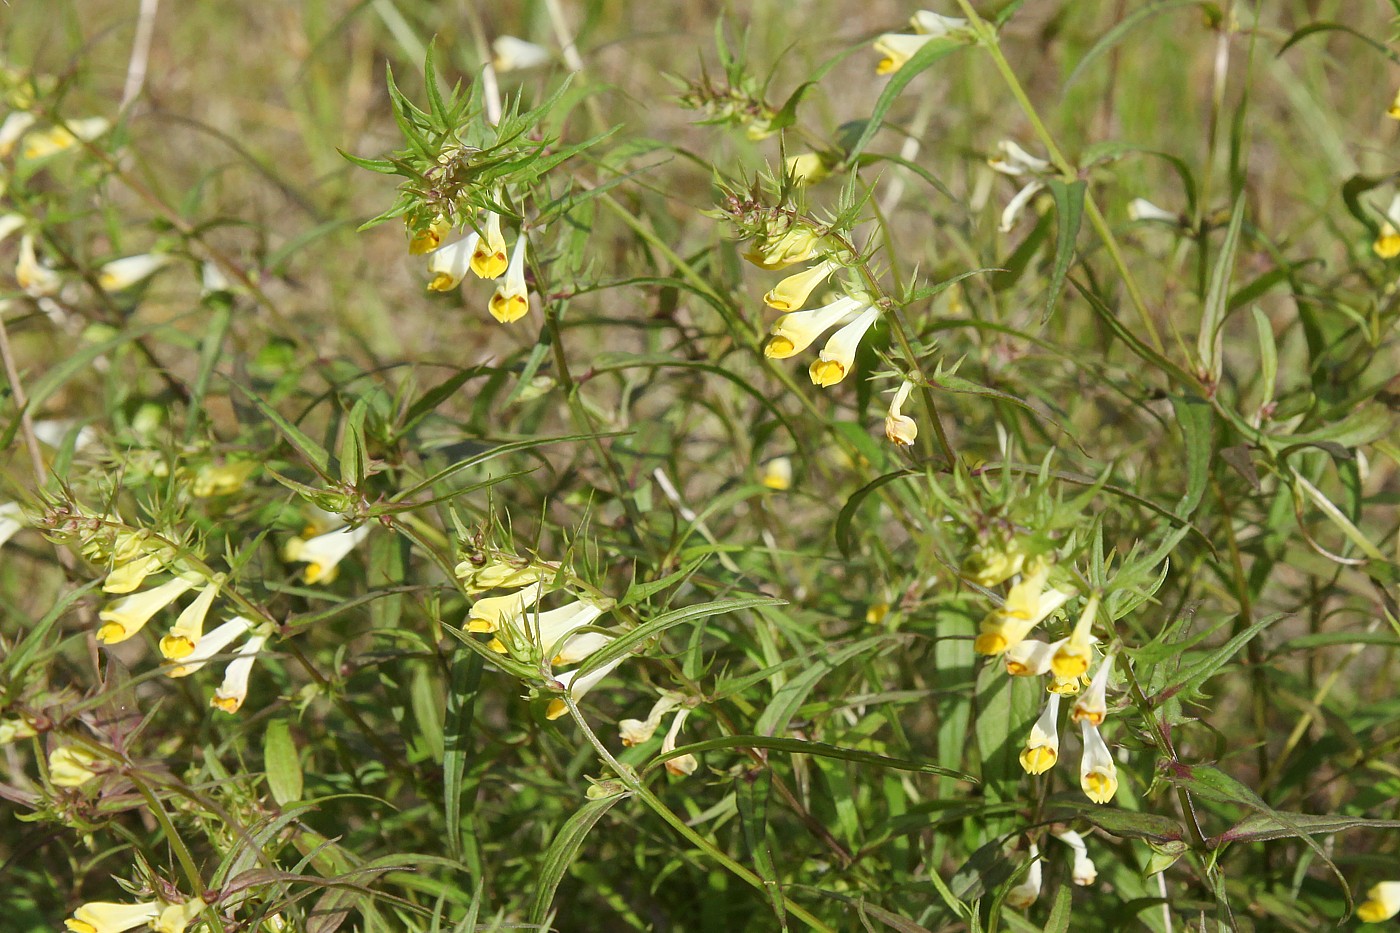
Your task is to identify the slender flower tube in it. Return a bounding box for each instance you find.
[492,36,552,72]
[910,10,970,35]
[1359,882,1400,922]
[99,254,171,291]
[427,232,481,292]
[49,745,103,788]
[765,296,862,359]
[211,632,267,713]
[1127,198,1180,224]
[619,694,683,746]
[1053,829,1097,886]
[16,233,60,296]
[467,583,544,633]
[283,524,370,584]
[64,900,162,933]
[159,575,225,660]
[1052,595,1101,680]
[97,575,199,644]
[152,899,205,933]
[165,615,255,677]
[545,655,626,720]
[528,600,607,664]
[989,140,1052,176]
[407,214,451,255]
[661,708,698,776]
[872,33,936,75]
[1019,693,1060,775]
[999,180,1045,233]
[1072,652,1115,726]
[1079,719,1118,804]
[884,379,918,446]
[470,212,509,279]
[809,306,881,387]
[1004,844,1042,910]
[488,234,530,323]
[763,259,838,312]
[1004,637,1064,677]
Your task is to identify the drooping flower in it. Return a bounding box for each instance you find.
[884,379,918,446]
[1004,843,1042,910]
[1004,637,1063,677]
[744,224,820,270]
[521,599,608,665]
[809,306,881,387]
[97,575,199,645]
[619,693,683,746]
[492,36,552,72]
[1051,594,1100,680]
[1019,693,1060,775]
[1053,829,1097,886]
[1359,882,1400,923]
[765,295,863,360]
[426,231,481,292]
[165,615,256,677]
[470,212,509,279]
[999,180,1045,233]
[989,140,1052,177]
[0,501,23,550]
[545,655,626,720]
[1079,719,1118,804]
[784,152,829,186]
[1374,194,1400,259]
[102,551,168,594]
[0,112,37,158]
[467,583,544,633]
[761,456,793,491]
[974,562,1073,656]
[64,899,162,933]
[20,116,108,160]
[407,214,451,255]
[211,631,268,713]
[910,10,970,36]
[98,254,171,292]
[152,899,205,933]
[158,575,224,660]
[661,707,698,776]
[16,233,60,296]
[190,460,258,498]
[488,233,530,323]
[49,745,102,788]
[282,524,370,585]
[872,33,936,76]
[763,259,839,312]
[1072,652,1114,726]
[1127,197,1180,225]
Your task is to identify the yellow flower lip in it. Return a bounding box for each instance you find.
[1019,745,1057,774]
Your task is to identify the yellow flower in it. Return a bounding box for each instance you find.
[159,576,224,660]
[661,707,698,776]
[16,233,60,296]
[1079,719,1118,804]
[619,694,682,746]
[1051,595,1100,680]
[1019,693,1060,775]
[784,152,829,186]
[470,212,509,279]
[152,899,205,933]
[467,583,544,633]
[454,559,544,593]
[0,716,37,744]
[974,561,1072,656]
[1374,194,1400,259]
[744,224,820,270]
[765,296,863,360]
[190,460,258,497]
[20,116,108,160]
[884,379,918,446]
[962,539,1026,587]
[545,655,626,720]
[1389,88,1400,120]
[872,33,936,75]
[1004,843,1042,910]
[809,306,881,387]
[488,233,530,323]
[515,599,607,665]
[64,900,161,933]
[492,36,552,72]
[283,524,370,584]
[426,232,480,292]
[98,254,171,292]
[763,259,838,312]
[211,631,267,713]
[1359,882,1400,922]
[49,745,102,788]
[1003,637,1063,677]
[407,214,451,255]
[97,575,199,644]
[165,615,255,677]
[1071,652,1114,726]
[760,456,793,490]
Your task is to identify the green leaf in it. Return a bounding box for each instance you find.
[1042,178,1085,324]
[1170,394,1213,518]
[444,651,484,861]
[264,720,304,806]
[576,596,784,677]
[1197,192,1246,383]
[736,767,786,926]
[844,37,970,165]
[1043,884,1073,933]
[1153,613,1284,704]
[528,792,628,926]
[1064,0,1207,91]
[836,469,918,558]
[754,636,894,738]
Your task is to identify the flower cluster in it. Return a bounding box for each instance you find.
[407,210,533,323]
[872,10,972,75]
[618,692,700,777]
[964,540,1120,805]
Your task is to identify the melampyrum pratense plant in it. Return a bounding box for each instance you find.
[1,2,1400,931]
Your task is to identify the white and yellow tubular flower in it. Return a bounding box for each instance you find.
[471,212,509,279]
[1374,193,1400,260]
[96,574,199,645]
[884,379,918,446]
[1003,637,1064,677]
[1079,718,1118,804]
[426,231,481,292]
[1019,693,1060,775]
[1004,843,1042,910]
[467,582,544,633]
[158,575,225,660]
[1127,197,1180,225]
[283,523,370,584]
[1051,594,1100,681]
[102,551,167,594]
[661,707,698,776]
[910,10,970,36]
[765,295,863,360]
[989,140,1052,177]
[0,112,37,158]
[99,253,171,292]
[0,213,25,245]
[809,305,881,387]
[872,32,936,76]
[492,36,552,72]
[152,898,205,933]
[545,655,627,721]
[999,180,1045,233]
[488,232,530,323]
[407,214,451,255]
[761,456,793,491]
[49,745,103,788]
[0,501,23,550]
[1072,651,1115,726]
[20,116,109,160]
[211,631,268,713]
[17,233,61,296]
[974,561,1073,656]
[1359,881,1400,923]
[64,899,162,933]
[763,259,839,312]
[165,615,256,677]
[523,598,608,665]
[1052,829,1097,886]
[619,693,683,746]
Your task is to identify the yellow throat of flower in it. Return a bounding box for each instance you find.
[1019,745,1057,775]
[809,358,846,387]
